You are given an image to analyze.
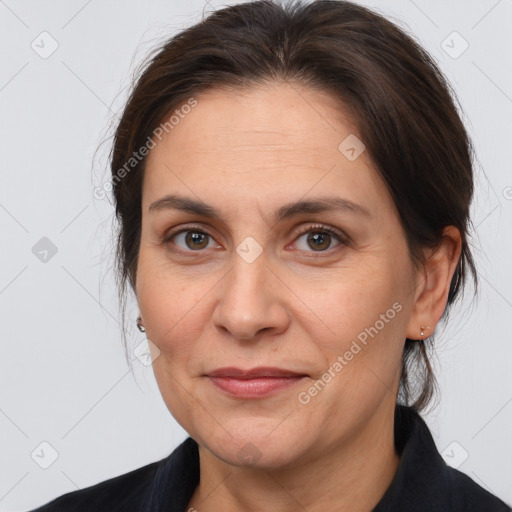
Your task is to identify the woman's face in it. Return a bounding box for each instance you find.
[136,82,424,468]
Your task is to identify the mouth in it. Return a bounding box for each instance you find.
[205,367,308,398]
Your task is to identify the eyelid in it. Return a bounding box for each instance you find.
[163,223,210,238]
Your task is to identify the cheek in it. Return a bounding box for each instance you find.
[136,250,209,358]
[301,262,406,346]
[136,252,213,433]
[296,257,410,396]
[293,270,408,427]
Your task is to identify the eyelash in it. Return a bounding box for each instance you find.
[162,223,349,256]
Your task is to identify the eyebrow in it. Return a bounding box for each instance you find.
[148,193,373,221]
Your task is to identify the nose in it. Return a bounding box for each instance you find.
[212,254,290,341]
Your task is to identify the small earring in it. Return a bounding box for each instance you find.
[137,316,146,333]
[419,325,430,341]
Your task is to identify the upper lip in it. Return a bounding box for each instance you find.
[206,367,307,379]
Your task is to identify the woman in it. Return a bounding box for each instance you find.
[30,0,511,510]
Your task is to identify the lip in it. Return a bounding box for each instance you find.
[206,366,308,379]
[205,367,308,398]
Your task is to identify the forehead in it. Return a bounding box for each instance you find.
[141,82,390,217]
[151,81,358,155]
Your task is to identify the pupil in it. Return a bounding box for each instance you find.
[187,232,207,249]
[309,232,330,250]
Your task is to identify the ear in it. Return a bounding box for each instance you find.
[405,226,462,340]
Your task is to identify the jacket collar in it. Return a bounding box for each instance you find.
[372,404,451,511]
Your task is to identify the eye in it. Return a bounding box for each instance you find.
[163,223,348,255]
[164,227,219,252]
[292,224,347,253]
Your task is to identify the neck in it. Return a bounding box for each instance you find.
[187,401,400,512]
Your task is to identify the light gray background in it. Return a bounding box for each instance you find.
[1,0,511,510]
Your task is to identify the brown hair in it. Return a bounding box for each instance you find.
[108,0,477,412]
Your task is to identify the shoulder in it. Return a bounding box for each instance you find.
[375,405,511,512]
[445,465,511,512]
[28,437,200,512]
[28,458,162,512]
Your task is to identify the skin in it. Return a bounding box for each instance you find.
[135,81,462,512]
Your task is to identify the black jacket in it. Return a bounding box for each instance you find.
[29,405,511,511]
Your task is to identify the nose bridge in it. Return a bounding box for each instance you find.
[226,249,271,313]
[228,231,271,298]
[213,246,287,339]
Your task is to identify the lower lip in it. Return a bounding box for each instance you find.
[208,376,306,398]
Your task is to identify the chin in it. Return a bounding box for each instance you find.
[196,424,310,470]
